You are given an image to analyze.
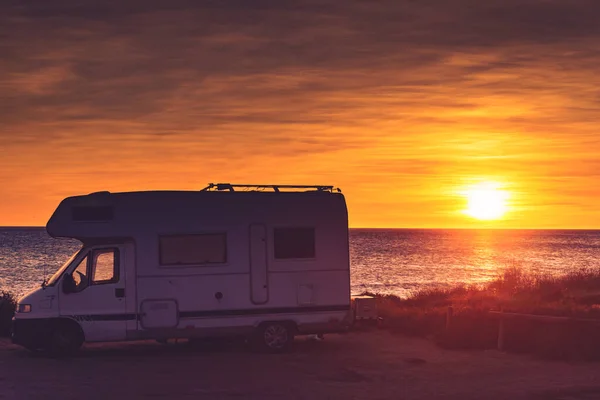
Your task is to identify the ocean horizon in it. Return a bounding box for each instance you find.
[2,227,599,298]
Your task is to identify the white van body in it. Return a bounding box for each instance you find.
[12,184,352,352]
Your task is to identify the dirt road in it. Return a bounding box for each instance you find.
[1,331,600,400]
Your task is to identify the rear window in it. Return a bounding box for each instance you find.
[273,227,316,259]
[159,233,227,265]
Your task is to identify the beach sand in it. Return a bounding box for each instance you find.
[1,330,600,400]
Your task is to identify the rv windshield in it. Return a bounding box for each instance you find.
[45,248,83,286]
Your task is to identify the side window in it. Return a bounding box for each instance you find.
[91,249,119,284]
[273,227,316,259]
[159,234,227,266]
[72,255,89,290]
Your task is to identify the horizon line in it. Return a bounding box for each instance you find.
[1,226,599,231]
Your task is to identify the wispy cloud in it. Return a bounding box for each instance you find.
[1,0,600,227]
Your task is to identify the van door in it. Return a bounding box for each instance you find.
[58,245,128,342]
[249,224,269,304]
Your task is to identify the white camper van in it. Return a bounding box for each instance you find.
[12,184,352,354]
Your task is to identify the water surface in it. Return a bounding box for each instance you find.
[2,228,599,298]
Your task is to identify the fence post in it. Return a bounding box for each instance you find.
[497,308,505,351]
[446,306,453,330]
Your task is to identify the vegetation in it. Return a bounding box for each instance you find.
[368,268,600,361]
[0,291,17,337]
[2,267,600,358]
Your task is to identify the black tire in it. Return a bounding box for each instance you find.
[254,322,294,353]
[47,323,83,357]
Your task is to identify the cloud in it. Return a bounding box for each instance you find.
[1,0,600,226]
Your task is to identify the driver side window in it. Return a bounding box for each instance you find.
[72,254,89,291]
[67,248,119,292]
[91,249,118,284]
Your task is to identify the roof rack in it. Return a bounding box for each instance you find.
[200,183,341,193]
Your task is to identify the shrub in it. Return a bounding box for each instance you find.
[0,291,17,337]
[435,309,498,350]
[366,267,600,360]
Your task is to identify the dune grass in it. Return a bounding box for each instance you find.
[371,267,600,317]
[366,268,600,360]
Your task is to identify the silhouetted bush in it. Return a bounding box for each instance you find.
[366,267,600,360]
[0,291,17,337]
[382,307,446,337]
[435,310,498,350]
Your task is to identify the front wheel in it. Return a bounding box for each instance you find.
[48,324,83,357]
[254,322,294,353]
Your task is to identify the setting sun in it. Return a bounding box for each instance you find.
[462,182,510,220]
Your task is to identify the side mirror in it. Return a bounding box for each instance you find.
[62,273,75,294]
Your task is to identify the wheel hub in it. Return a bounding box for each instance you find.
[264,325,288,348]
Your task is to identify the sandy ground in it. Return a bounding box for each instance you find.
[1,330,600,400]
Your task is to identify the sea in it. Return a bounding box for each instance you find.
[1,228,600,299]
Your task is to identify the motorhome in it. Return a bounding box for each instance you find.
[11,184,352,354]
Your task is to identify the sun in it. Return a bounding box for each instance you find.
[461,182,510,220]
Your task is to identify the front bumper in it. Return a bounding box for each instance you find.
[11,317,54,349]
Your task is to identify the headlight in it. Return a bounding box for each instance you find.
[17,304,32,313]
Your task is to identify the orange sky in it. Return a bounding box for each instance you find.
[2,1,600,228]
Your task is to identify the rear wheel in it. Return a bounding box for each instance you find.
[47,323,83,357]
[254,322,294,353]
